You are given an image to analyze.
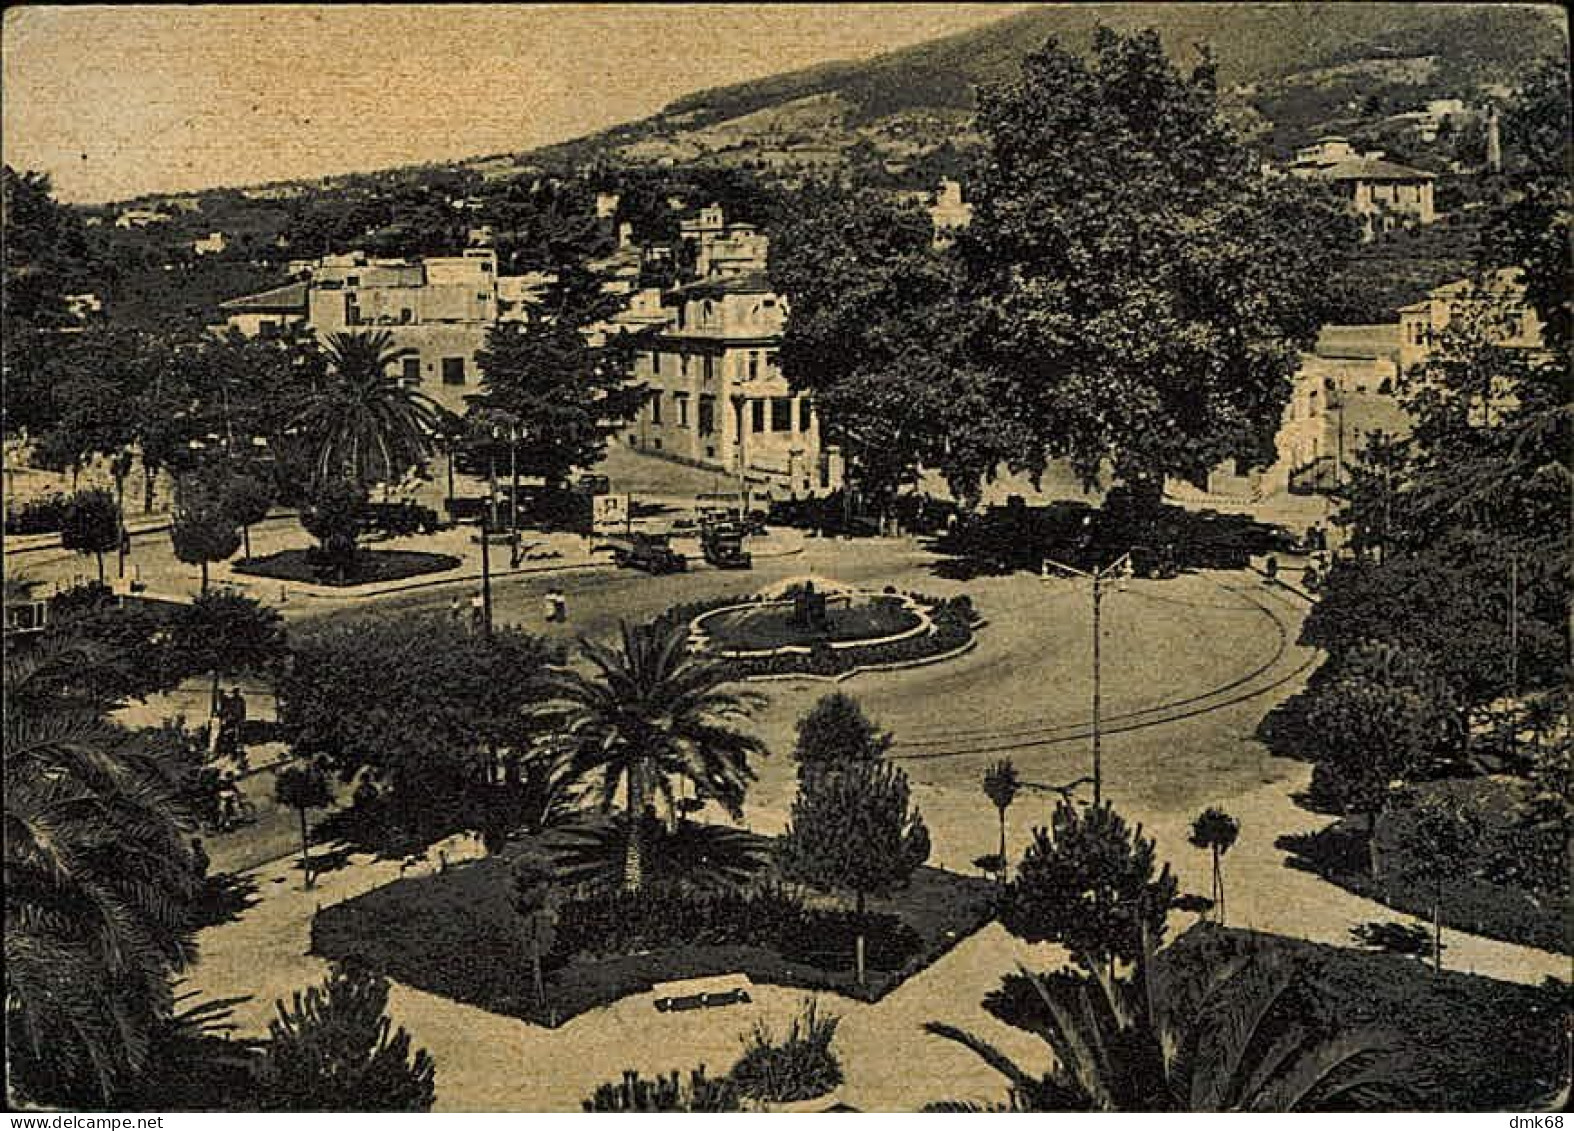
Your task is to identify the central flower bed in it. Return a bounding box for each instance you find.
[671,578,983,680]
[696,594,924,656]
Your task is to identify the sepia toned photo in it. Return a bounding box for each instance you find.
[2,2,1569,1117]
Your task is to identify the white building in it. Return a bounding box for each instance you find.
[621,271,841,499]
[928,179,973,248]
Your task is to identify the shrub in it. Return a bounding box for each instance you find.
[582,1068,739,1112]
[549,886,923,973]
[729,998,842,1102]
[257,964,435,1112]
[4,492,72,534]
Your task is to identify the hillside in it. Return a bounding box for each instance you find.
[527,3,1567,181]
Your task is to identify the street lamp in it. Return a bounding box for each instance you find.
[1041,550,1132,807]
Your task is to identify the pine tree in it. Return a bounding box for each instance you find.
[778,759,929,987]
[258,965,435,1112]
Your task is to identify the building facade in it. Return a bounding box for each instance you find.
[1397,268,1544,372]
[222,250,505,414]
[621,272,841,499]
[1206,324,1407,497]
[1292,149,1436,239]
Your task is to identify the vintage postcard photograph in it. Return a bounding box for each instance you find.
[2,1,1569,1117]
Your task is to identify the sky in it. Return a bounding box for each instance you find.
[3,3,1028,204]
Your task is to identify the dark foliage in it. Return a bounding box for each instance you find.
[257,964,435,1112]
[582,1067,740,1112]
[729,998,843,1102]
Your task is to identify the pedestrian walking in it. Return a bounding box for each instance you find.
[450,595,464,624]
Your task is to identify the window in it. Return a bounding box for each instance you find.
[748,352,759,381]
[699,394,716,435]
[651,351,662,376]
[676,393,690,428]
[399,308,413,324]
[650,390,662,424]
[751,399,765,434]
[771,397,792,433]
[477,292,490,302]
[441,357,466,385]
[402,357,422,384]
[346,275,360,287]
[799,399,812,433]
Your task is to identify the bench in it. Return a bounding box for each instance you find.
[651,973,753,1013]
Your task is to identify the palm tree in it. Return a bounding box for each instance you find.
[925,933,1423,1112]
[534,617,767,890]
[981,759,1021,887]
[292,330,439,489]
[1188,807,1240,925]
[5,633,200,1105]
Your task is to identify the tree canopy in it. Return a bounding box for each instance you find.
[279,614,559,834]
[1000,800,1177,972]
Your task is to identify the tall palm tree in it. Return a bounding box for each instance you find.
[534,617,767,890]
[1188,807,1240,925]
[925,933,1423,1112]
[5,633,200,1105]
[293,330,439,489]
[982,759,1021,887]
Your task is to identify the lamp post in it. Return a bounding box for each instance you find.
[1042,550,1132,807]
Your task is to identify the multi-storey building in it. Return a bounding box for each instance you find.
[621,271,841,499]
[217,203,842,494]
[1397,268,1544,372]
[1290,145,1436,239]
[1206,324,1408,497]
[221,249,504,413]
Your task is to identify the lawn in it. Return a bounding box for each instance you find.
[311,832,995,1027]
[702,595,921,652]
[1278,776,1569,955]
[1157,926,1569,1111]
[233,548,461,587]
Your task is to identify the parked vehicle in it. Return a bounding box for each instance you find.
[576,474,611,496]
[608,532,687,574]
[701,523,753,569]
[360,500,442,537]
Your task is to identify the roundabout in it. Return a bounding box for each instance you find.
[683,575,981,680]
[691,579,927,658]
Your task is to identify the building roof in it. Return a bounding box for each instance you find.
[669,271,775,299]
[1317,157,1437,182]
[1313,323,1401,360]
[218,280,308,314]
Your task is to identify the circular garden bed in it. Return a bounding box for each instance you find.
[675,581,982,680]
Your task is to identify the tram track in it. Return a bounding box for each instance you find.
[890,574,1317,761]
